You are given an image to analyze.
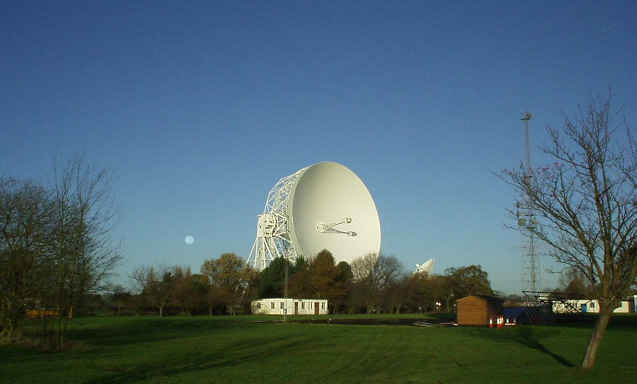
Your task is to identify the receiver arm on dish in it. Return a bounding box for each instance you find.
[316,217,357,237]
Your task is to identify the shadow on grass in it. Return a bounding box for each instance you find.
[0,318,244,370]
[555,313,637,331]
[67,317,242,347]
[468,326,575,367]
[513,327,575,367]
[84,334,312,384]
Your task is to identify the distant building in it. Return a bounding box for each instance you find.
[251,298,329,315]
[552,297,636,314]
[456,295,504,326]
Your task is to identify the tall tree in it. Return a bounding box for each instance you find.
[0,155,121,348]
[0,178,50,340]
[332,260,353,313]
[351,253,404,313]
[309,250,345,304]
[426,274,454,312]
[445,265,494,299]
[501,90,637,368]
[42,154,121,348]
[288,257,312,298]
[172,266,204,316]
[257,256,300,299]
[200,253,253,314]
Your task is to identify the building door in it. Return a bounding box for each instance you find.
[581,304,587,313]
[315,302,320,315]
[295,302,299,315]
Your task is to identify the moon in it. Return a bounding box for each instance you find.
[185,236,194,245]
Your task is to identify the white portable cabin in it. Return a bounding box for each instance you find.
[552,299,635,314]
[251,298,329,315]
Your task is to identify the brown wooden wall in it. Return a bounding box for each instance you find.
[457,296,488,326]
[457,296,504,326]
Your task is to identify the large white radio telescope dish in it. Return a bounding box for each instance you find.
[247,162,381,270]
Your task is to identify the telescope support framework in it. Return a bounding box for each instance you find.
[247,167,307,270]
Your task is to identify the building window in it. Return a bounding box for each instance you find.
[257,302,261,309]
[280,302,284,309]
[301,302,305,309]
[590,302,595,309]
[271,302,275,309]
[321,302,325,309]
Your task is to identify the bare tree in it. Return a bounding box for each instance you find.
[41,154,121,348]
[131,264,174,317]
[108,284,132,316]
[351,253,404,313]
[385,275,415,314]
[501,90,637,368]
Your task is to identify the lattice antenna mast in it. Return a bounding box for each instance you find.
[247,167,307,271]
[518,112,541,294]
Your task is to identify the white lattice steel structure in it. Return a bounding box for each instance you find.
[247,166,307,271]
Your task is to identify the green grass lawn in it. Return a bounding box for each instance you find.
[1,314,636,384]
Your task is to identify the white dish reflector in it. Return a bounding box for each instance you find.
[248,161,381,270]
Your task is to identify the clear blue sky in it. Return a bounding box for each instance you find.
[2,1,635,295]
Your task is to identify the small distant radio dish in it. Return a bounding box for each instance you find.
[414,258,435,275]
[247,161,381,270]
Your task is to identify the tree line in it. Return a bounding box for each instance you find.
[117,250,494,317]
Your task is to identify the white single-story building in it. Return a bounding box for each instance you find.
[251,298,329,315]
[552,297,636,314]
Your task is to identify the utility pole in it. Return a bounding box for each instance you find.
[283,253,289,322]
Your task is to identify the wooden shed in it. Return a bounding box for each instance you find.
[456,295,504,326]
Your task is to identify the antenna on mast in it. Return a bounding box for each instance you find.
[518,112,541,295]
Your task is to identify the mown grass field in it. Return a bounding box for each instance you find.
[1,314,636,384]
